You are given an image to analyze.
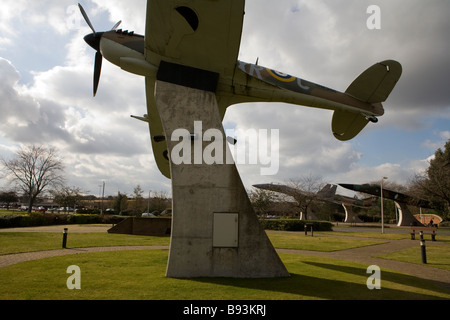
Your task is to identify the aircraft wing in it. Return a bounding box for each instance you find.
[145,0,245,77]
[254,184,302,198]
[145,77,171,179]
[143,0,245,179]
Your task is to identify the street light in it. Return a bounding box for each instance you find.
[147,190,152,214]
[380,177,388,234]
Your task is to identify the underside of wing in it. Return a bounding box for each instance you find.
[145,77,171,179]
[332,110,369,141]
[145,0,245,77]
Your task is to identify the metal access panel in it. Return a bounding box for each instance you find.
[213,213,239,248]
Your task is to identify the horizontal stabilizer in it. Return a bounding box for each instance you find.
[332,110,369,141]
[346,60,402,103]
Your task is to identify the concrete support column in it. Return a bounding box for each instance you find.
[395,202,423,227]
[342,203,363,223]
[154,79,289,278]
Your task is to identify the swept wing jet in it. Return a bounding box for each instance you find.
[79,1,402,179]
[254,183,376,208]
[339,183,433,208]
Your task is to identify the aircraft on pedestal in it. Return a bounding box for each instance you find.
[79,1,402,179]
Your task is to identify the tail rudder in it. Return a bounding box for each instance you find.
[345,60,402,103]
[332,60,402,141]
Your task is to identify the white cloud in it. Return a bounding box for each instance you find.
[1,0,449,197]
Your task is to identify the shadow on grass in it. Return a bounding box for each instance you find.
[303,261,450,297]
[190,261,449,300]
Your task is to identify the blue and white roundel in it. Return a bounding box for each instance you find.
[267,69,297,82]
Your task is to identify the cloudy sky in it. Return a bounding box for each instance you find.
[1,0,449,198]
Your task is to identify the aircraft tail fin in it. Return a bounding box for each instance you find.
[345,60,402,103]
[332,60,402,141]
[317,184,337,199]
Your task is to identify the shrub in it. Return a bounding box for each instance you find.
[260,219,333,231]
[0,213,127,229]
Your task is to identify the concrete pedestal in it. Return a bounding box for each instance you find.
[155,80,289,278]
[342,204,363,223]
[395,202,423,226]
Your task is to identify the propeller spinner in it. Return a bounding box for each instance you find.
[78,3,121,96]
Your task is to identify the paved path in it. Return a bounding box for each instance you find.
[1,224,449,291]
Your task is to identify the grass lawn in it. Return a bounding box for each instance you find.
[0,230,386,255]
[378,244,450,271]
[324,230,450,242]
[0,250,449,300]
[267,231,387,251]
[1,228,449,300]
[0,232,170,255]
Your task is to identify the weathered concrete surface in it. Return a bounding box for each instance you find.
[155,80,289,278]
[342,204,364,223]
[107,217,171,236]
[396,202,424,226]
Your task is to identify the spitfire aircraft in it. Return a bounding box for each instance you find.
[79,1,402,179]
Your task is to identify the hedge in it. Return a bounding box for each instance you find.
[0,213,126,229]
[0,214,333,232]
[260,219,333,231]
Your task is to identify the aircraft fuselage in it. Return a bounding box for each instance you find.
[87,30,382,120]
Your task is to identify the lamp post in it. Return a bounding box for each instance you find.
[147,190,151,214]
[380,177,388,234]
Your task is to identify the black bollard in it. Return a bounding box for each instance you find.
[62,228,68,248]
[304,224,308,236]
[311,225,314,237]
[420,231,427,264]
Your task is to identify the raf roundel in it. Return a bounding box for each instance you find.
[267,69,297,82]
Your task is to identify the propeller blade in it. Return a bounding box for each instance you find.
[78,3,96,35]
[111,20,122,31]
[93,52,103,96]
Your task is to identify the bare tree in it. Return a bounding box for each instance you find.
[1,145,65,213]
[248,187,276,217]
[287,174,325,220]
[50,186,82,213]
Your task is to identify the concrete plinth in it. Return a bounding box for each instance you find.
[342,204,363,223]
[155,80,289,278]
[107,217,171,236]
[395,202,423,226]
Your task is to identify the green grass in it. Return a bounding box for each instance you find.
[1,229,449,300]
[0,231,387,255]
[323,231,411,240]
[0,232,170,255]
[0,250,448,300]
[267,232,387,251]
[325,231,450,243]
[378,244,450,271]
